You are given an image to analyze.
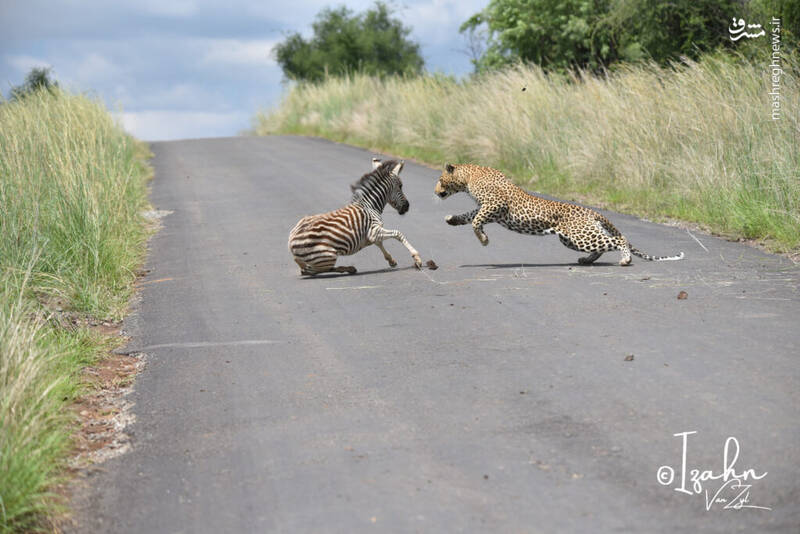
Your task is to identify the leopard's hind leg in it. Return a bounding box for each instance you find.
[578,251,603,265]
[616,238,633,266]
[594,216,632,266]
[557,233,602,264]
[557,220,621,266]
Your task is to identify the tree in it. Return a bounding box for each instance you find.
[274,2,424,82]
[460,0,744,73]
[9,67,59,100]
[461,0,615,72]
[749,0,800,45]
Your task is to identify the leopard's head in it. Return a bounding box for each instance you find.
[434,163,467,199]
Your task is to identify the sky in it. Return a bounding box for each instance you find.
[0,0,487,141]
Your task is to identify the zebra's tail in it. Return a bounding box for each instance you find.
[630,247,685,261]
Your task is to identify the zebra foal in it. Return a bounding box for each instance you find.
[288,160,423,276]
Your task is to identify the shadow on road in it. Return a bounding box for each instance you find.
[297,265,423,279]
[459,262,617,269]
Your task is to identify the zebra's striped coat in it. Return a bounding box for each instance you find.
[288,160,422,276]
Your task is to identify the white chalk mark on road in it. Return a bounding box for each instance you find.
[418,268,499,285]
[326,285,383,290]
[686,228,709,252]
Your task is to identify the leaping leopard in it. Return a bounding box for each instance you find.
[434,163,684,266]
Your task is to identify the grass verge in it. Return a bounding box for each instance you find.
[254,54,799,253]
[0,88,151,532]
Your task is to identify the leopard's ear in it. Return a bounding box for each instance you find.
[445,163,455,174]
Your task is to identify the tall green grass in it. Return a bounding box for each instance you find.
[0,89,151,532]
[255,55,800,251]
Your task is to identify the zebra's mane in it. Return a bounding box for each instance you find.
[350,160,399,197]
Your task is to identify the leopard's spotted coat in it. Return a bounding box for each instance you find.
[434,164,684,266]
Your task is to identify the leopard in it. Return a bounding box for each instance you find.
[434,163,684,266]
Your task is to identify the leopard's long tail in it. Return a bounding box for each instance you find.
[630,247,684,261]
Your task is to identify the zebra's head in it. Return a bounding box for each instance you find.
[351,160,409,215]
[386,161,409,214]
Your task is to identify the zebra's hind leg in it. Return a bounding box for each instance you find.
[295,253,356,276]
[294,258,317,276]
[315,252,357,274]
[375,242,397,267]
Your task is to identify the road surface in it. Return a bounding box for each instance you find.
[74,136,799,533]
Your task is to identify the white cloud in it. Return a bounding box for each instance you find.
[5,54,52,74]
[201,38,278,67]
[117,110,250,141]
[72,52,121,85]
[404,0,487,46]
[139,83,219,109]
[137,0,198,17]
[243,0,374,28]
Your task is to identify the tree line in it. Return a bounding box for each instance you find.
[275,0,798,81]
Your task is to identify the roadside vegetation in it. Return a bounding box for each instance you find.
[257,0,799,253]
[255,55,799,252]
[0,84,151,532]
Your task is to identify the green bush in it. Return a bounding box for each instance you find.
[274,1,424,82]
[461,0,797,72]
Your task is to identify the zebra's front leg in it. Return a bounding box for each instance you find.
[445,209,478,226]
[370,226,422,269]
[375,241,397,268]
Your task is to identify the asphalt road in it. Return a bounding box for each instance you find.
[75,136,799,533]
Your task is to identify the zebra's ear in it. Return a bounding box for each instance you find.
[391,161,404,176]
[445,163,455,174]
[371,157,382,170]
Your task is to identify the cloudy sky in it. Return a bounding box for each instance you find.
[0,0,486,140]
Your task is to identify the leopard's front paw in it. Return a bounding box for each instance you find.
[445,215,459,226]
[478,233,489,246]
